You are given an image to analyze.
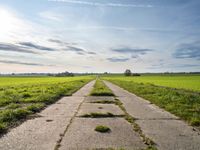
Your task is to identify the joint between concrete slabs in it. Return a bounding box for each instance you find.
[54,97,86,150]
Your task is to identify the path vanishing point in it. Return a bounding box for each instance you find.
[0,80,200,150]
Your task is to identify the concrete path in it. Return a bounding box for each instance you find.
[0,81,95,150]
[59,96,147,150]
[104,81,200,150]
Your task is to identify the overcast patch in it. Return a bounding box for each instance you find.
[19,42,55,51]
[173,42,200,60]
[0,43,38,54]
[107,57,129,62]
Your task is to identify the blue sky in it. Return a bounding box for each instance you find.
[0,0,199,73]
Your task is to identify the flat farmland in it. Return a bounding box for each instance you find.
[0,76,94,133]
[103,74,200,92]
[103,74,200,127]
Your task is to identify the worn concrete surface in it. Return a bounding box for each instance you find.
[104,81,200,150]
[77,103,124,116]
[84,96,116,103]
[59,118,147,150]
[73,80,95,96]
[59,94,146,150]
[0,81,95,150]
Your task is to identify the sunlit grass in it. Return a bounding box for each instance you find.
[0,76,94,134]
[103,74,200,92]
[90,79,114,96]
[103,76,200,127]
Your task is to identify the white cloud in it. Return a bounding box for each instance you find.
[48,0,153,8]
[39,11,63,21]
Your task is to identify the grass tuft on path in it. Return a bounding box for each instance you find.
[95,125,111,133]
[80,112,115,118]
[90,79,114,96]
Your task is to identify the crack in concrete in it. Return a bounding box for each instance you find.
[113,97,157,149]
[54,97,85,150]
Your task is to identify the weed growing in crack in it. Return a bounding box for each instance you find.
[95,125,111,133]
[81,112,115,118]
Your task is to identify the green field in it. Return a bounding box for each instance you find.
[0,76,93,133]
[103,74,200,127]
[103,74,200,92]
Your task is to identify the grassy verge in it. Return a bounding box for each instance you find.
[0,76,93,134]
[90,79,114,96]
[104,78,200,127]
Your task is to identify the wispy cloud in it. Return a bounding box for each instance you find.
[59,26,182,34]
[39,11,63,21]
[48,39,66,44]
[107,57,129,62]
[0,43,38,54]
[48,0,153,8]
[65,46,85,52]
[148,63,200,69]
[0,60,53,66]
[173,41,200,60]
[112,47,153,55]
[19,42,55,51]
[63,46,96,55]
[87,51,96,55]
[48,38,78,46]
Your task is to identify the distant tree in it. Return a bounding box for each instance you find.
[132,73,141,76]
[55,71,74,77]
[124,69,132,76]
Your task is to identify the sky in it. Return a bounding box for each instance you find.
[0,0,200,73]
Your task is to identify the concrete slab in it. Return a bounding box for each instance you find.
[73,80,95,96]
[59,118,147,150]
[56,96,86,104]
[136,119,200,150]
[39,97,84,117]
[41,97,84,117]
[104,81,200,150]
[77,103,124,116]
[84,96,116,103]
[0,80,95,150]
[116,97,179,120]
[0,116,71,150]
